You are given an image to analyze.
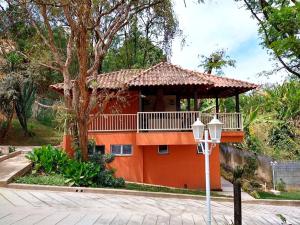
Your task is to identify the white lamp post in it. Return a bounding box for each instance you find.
[192,115,223,225]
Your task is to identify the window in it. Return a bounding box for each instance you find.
[158,145,168,154]
[111,145,132,156]
[88,145,105,156]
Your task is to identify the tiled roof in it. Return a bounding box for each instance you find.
[50,62,258,95]
[127,62,213,87]
[50,69,142,91]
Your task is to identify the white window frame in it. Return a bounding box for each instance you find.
[158,145,168,155]
[110,144,133,156]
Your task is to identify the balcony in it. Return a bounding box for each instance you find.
[88,112,243,132]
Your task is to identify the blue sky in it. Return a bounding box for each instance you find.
[170,0,287,84]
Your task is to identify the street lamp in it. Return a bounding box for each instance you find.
[270,161,278,191]
[192,115,223,225]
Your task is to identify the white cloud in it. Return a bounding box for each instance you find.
[171,0,287,84]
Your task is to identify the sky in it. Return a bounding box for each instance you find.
[170,0,288,84]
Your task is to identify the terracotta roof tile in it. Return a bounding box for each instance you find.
[50,62,258,95]
[127,62,213,86]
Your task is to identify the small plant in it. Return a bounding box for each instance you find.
[8,146,16,153]
[243,156,258,178]
[25,145,125,188]
[0,150,3,156]
[276,178,286,192]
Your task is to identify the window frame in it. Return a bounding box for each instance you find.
[110,144,133,156]
[158,145,169,155]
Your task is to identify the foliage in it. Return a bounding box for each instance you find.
[8,146,16,153]
[0,119,62,146]
[26,145,124,188]
[15,174,66,186]
[26,145,69,174]
[125,183,225,197]
[243,156,258,178]
[14,75,37,136]
[276,178,286,192]
[239,81,300,159]
[257,191,300,200]
[238,0,300,78]
[198,48,236,75]
[102,34,166,72]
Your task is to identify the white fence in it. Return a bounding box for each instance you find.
[89,112,243,132]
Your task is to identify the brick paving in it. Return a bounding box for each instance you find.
[0,187,299,225]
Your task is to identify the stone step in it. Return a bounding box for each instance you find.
[0,154,32,186]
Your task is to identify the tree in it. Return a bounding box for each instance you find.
[198,48,236,75]
[0,75,17,138]
[237,0,300,78]
[2,0,176,160]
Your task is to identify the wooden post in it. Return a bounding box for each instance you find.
[215,96,219,118]
[235,94,240,129]
[187,98,191,111]
[176,95,181,111]
[234,179,242,225]
[194,92,198,111]
[235,94,240,113]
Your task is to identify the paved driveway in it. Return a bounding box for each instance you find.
[0,188,299,225]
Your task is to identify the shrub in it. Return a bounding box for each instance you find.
[26,145,69,174]
[243,156,258,178]
[64,160,100,187]
[26,145,125,188]
[276,178,286,192]
[8,146,16,153]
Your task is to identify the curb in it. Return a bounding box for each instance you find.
[242,199,300,206]
[0,150,21,163]
[4,183,300,206]
[6,183,233,202]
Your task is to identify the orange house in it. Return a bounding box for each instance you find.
[51,62,257,190]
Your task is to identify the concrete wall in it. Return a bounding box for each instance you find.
[220,144,273,182]
[220,144,300,190]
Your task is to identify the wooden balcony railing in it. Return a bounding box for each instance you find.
[88,112,243,132]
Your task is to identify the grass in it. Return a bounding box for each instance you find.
[124,183,225,197]
[258,191,300,200]
[15,174,66,186]
[15,174,227,197]
[0,119,62,146]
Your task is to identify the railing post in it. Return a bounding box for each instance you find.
[137,112,139,133]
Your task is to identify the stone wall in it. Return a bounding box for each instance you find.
[220,144,300,190]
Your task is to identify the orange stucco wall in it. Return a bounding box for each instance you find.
[143,144,221,190]
[89,132,144,183]
[86,131,242,190]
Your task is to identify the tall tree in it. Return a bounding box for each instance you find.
[199,48,236,75]
[237,0,300,78]
[2,0,175,160]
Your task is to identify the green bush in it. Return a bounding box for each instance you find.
[26,145,124,188]
[276,178,286,192]
[8,146,16,153]
[26,145,69,174]
[243,156,258,178]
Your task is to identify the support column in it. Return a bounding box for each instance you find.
[187,98,191,111]
[194,92,198,111]
[235,94,240,129]
[215,96,219,113]
[176,95,181,111]
[235,94,240,113]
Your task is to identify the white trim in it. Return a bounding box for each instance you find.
[110,144,133,156]
[158,145,168,155]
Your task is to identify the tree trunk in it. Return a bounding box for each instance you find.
[1,113,13,139]
[77,115,89,161]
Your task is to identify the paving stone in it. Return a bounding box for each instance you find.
[0,187,299,225]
